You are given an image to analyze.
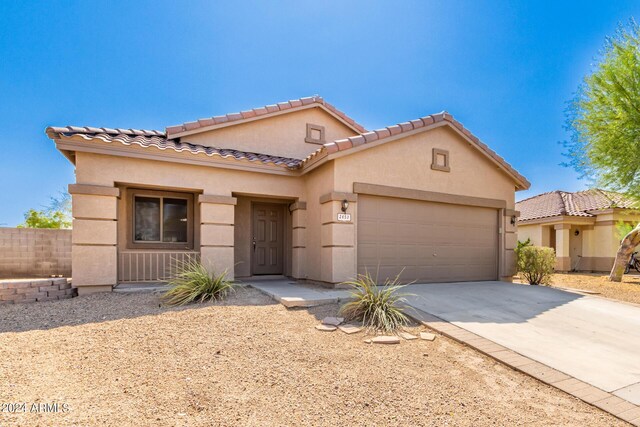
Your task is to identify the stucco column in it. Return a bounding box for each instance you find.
[580,225,595,271]
[501,209,518,281]
[68,184,119,295]
[199,194,236,280]
[320,192,357,285]
[290,201,307,279]
[554,224,571,272]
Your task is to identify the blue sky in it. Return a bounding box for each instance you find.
[0,1,637,226]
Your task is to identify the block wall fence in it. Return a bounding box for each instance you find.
[0,227,72,279]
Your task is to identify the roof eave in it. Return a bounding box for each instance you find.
[517,215,597,226]
[52,135,302,176]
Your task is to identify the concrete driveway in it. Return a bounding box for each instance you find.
[404,281,640,404]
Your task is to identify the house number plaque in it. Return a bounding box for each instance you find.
[337,213,351,222]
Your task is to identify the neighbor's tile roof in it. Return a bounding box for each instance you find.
[165,95,368,136]
[46,126,304,168]
[301,111,530,189]
[516,189,638,221]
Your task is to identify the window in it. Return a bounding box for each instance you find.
[305,123,326,144]
[431,148,450,172]
[129,189,194,249]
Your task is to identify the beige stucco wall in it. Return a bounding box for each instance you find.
[302,162,335,282]
[72,152,304,289]
[332,126,516,209]
[183,108,358,160]
[68,120,522,290]
[517,211,640,272]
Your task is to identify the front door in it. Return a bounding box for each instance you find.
[252,203,284,275]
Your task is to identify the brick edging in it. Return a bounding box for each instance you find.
[0,278,76,304]
[406,308,640,426]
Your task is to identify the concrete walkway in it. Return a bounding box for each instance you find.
[246,278,352,307]
[403,281,640,405]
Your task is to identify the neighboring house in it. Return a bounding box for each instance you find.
[516,190,640,272]
[46,96,529,295]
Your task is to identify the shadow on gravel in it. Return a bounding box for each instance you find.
[0,286,276,334]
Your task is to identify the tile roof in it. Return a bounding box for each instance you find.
[46,100,530,189]
[300,111,530,189]
[46,127,303,169]
[165,95,368,136]
[516,189,638,222]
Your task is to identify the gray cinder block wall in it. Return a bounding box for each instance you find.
[0,228,71,278]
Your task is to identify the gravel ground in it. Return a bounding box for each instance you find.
[547,273,640,305]
[0,287,624,427]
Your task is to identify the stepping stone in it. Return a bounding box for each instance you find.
[420,332,436,341]
[316,324,337,332]
[322,317,344,326]
[371,336,400,345]
[399,332,417,340]
[364,339,372,344]
[338,324,362,334]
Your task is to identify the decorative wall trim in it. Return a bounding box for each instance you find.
[198,194,238,205]
[69,184,120,197]
[353,182,506,209]
[305,123,326,145]
[319,192,358,204]
[289,201,307,211]
[431,148,450,172]
[554,224,572,230]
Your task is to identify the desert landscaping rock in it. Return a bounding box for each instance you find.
[338,324,362,334]
[321,316,344,326]
[0,287,625,426]
[371,336,401,344]
[546,273,640,305]
[399,331,418,340]
[315,324,337,332]
[420,332,436,341]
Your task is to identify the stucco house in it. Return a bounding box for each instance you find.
[46,96,529,295]
[516,190,639,272]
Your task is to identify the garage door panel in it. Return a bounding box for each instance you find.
[358,195,498,284]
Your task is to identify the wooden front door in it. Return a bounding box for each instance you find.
[252,203,284,275]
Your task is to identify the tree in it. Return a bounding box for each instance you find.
[563,20,640,281]
[17,191,72,229]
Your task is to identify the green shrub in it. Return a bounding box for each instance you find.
[161,259,234,306]
[517,246,556,285]
[515,238,532,254]
[339,271,410,333]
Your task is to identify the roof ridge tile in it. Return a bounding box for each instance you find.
[164,95,367,136]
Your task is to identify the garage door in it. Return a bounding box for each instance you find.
[358,195,498,284]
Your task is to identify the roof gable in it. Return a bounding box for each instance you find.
[165,95,367,138]
[300,112,530,190]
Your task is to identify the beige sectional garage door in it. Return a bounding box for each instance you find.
[358,195,498,284]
